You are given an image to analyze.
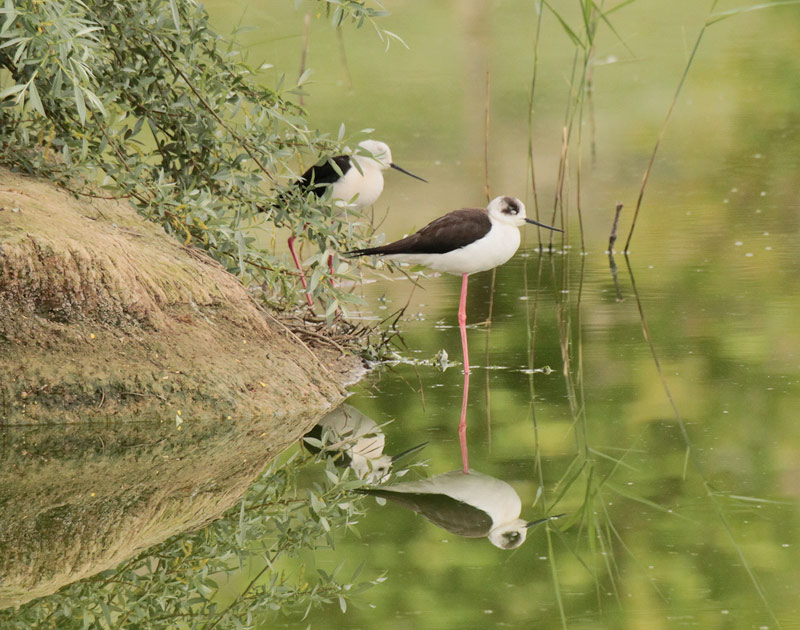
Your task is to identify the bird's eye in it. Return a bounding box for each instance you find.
[501,197,519,214]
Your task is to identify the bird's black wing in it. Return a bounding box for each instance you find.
[257,155,352,214]
[298,155,352,196]
[348,208,491,256]
[360,488,493,538]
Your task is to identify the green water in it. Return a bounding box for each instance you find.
[222,1,800,627]
[4,1,800,628]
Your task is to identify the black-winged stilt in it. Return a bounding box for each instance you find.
[347,195,562,468]
[279,140,426,306]
[346,195,562,371]
[303,404,426,483]
[359,469,564,549]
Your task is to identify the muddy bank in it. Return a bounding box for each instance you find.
[0,168,363,607]
[0,168,359,424]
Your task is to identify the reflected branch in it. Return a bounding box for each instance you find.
[608,251,624,302]
[607,202,623,252]
[623,255,687,449]
[525,253,547,500]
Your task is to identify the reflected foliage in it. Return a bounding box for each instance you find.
[0,453,379,629]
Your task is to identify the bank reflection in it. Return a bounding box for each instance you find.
[0,409,314,609]
[360,468,563,549]
[303,404,426,483]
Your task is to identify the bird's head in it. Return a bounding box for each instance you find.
[487,196,528,227]
[357,140,393,169]
[487,196,563,232]
[357,140,428,182]
[488,513,564,549]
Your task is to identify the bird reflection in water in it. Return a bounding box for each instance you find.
[303,404,426,484]
[360,469,563,549]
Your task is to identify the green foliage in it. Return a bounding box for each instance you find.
[0,452,379,629]
[0,0,392,315]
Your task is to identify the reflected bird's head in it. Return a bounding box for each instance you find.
[488,520,529,550]
[357,454,393,484]
[489,513,565,550]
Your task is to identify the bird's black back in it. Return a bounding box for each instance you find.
[298,155,353,196]
[258,155,353,214]
[348,208,492,257]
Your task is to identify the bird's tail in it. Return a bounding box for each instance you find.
[344,246,384,257]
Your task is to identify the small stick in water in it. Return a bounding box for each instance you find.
[608,202,624,252]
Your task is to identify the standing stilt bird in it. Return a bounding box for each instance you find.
[273,140,426,306]
[347,196,562,373]
[347,196,562,467]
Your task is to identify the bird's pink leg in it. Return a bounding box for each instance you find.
[458,273,470,376]
[288,235,314,307]
[458,272,470,473]
[327,253,337,288]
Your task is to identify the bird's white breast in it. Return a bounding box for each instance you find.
[331,159,384,208]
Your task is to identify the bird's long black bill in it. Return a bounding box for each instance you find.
[390,442,428,463]
[525,217,563,233]
[525,513,566,528]
[390,163,428,183]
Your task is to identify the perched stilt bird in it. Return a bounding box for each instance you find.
[274,140,426,306]
[347,196,562,370]
[347,196,562,447]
